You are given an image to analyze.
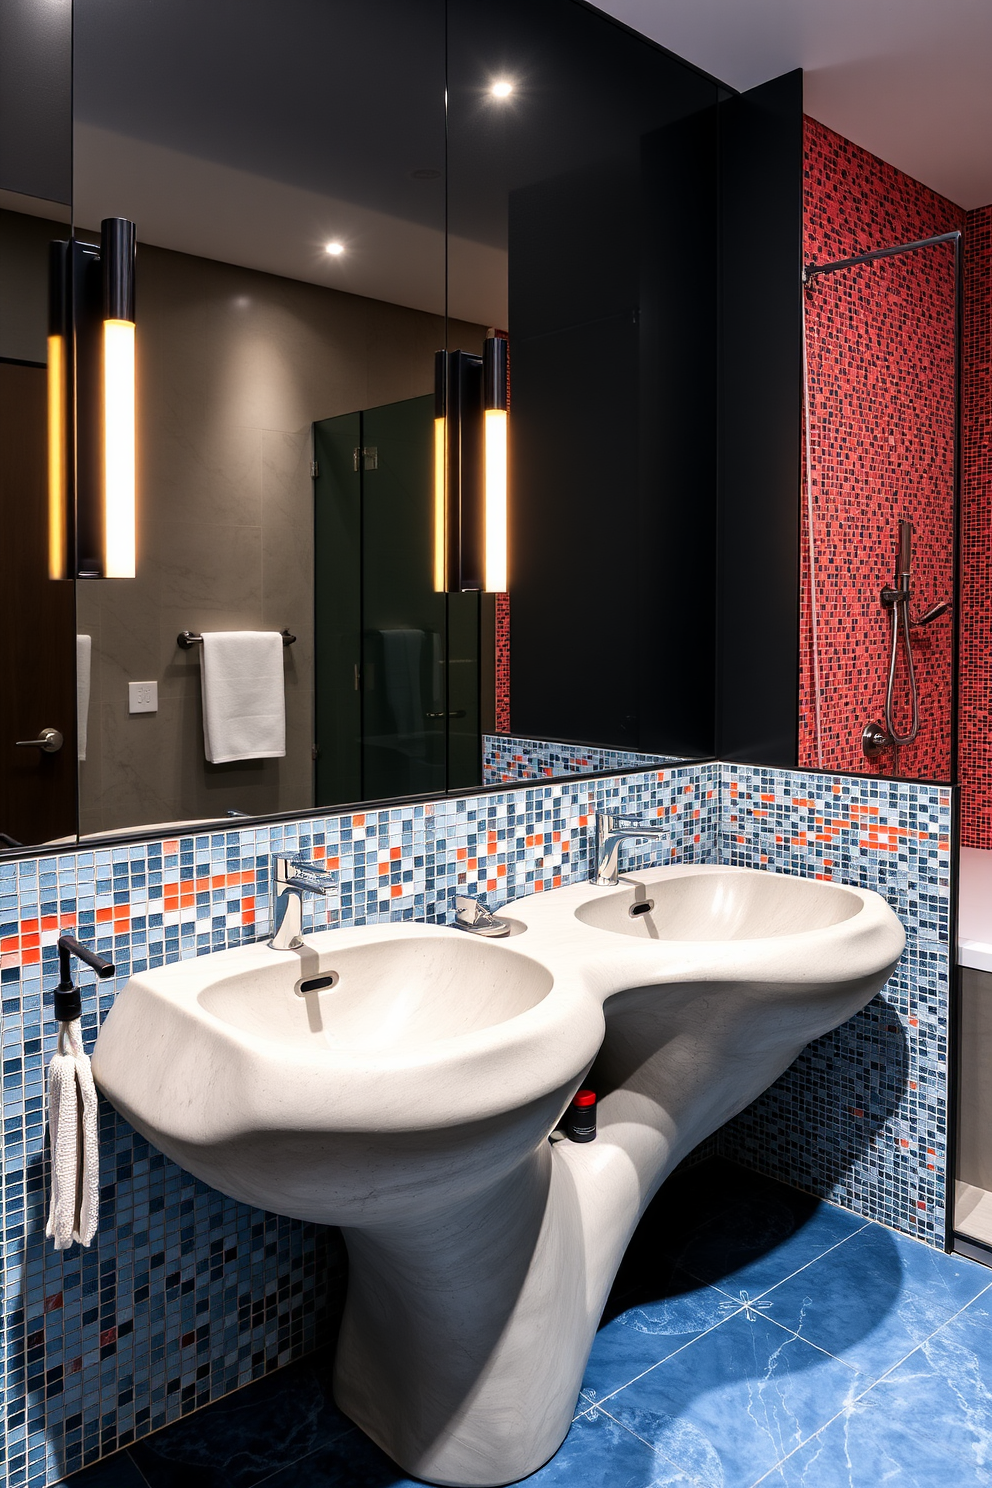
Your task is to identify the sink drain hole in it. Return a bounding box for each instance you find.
[628,900,654,918]
[298,972,339,994]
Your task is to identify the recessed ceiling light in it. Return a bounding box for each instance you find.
[325,242,344,256]
[490,80,513,98]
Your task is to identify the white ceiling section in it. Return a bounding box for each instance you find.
[594,0,992,210]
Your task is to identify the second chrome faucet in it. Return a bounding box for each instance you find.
[591,810,666,887]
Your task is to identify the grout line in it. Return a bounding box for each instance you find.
[123,1449,154,1488]
[592,1403,710,1488]
[745,1281,992,1488]
[582,1304,748,1411]
[588,1213,881,1418]
[688,1218,873,1305]
[247,1429,360,1488]
[758,1265,992,1370]
[756,1311,861,1372]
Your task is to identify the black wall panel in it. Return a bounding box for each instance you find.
[716,70,804,765]
[498,0,723,751]
[0,0,71,204]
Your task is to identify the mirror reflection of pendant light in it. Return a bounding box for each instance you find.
[483,335,508,593]
[47,240,70,580]
[101,218,137,578]
[433,337,509,594]
[67,218,137,579]
[433,350,447,592]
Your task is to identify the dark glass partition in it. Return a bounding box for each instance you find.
[0,0,726,856]
[445,0,724,756]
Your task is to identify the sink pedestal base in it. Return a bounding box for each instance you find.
[332,975,888,1485]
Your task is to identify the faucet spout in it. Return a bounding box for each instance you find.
[268,854,335,951]
[591,810,665,887]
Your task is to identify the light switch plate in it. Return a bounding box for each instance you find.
[129,681,158,714]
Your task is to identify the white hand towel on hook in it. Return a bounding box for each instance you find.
[199,631,286,763]
[46,1019,100,1249]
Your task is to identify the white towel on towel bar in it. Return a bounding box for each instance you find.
[46,1019,100,1250]
[199,631,286,763]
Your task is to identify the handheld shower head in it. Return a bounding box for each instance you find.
[896,517,913,587]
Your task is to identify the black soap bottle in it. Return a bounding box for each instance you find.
[565,1089,597,1143]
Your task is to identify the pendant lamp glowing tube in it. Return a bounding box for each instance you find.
[433,349,447,592]
[47,240,70,580]
[101,217,136,578]
[483,335,508,593]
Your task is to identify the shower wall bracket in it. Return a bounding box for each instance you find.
[862,721,893,759]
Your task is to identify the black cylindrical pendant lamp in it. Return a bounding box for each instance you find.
[482,336,508,591]
[434,339,509,593]
[47,239,72,580]
[99,217,137,577]
[483,335,508,412]
[102,217,136,321]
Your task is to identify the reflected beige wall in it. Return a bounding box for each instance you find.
[77,242,482,833]
[0,206,68,362]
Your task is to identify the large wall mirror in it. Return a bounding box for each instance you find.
[0,0,740,856]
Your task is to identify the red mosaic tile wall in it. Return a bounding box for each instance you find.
[960,204,992,847]
[800,117,962,781]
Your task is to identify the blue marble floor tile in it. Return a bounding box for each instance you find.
[761,1400,984,1488]
[672,1188,869,1303]
[601,1310,864,1488]
[54,1454,147,1488]
[758,1222,992,1382]
[581,1265,741,1403]
[762,1297,992,1488]
[126,1349,352,1488]
[848,1297,992,1477]
[257,1407,701,1488]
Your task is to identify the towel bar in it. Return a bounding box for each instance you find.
[178,629,296,649]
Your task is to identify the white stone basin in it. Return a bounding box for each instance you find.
[574,865,863,940]
[93,923,593,1230]
[93,863,905,1488]
[199,935,554,1051]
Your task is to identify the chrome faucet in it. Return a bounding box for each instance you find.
[453,894,511,937]
[591,810,666,887]
[268,853,336,951]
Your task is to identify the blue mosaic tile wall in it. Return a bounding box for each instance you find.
[0,757,955,1487]
[482,734,677,783]
[716,764,954,1248]
[0,762,719,1488]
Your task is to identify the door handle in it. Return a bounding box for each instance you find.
[15,727,64,753]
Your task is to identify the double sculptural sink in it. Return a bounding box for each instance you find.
[92,863,905,1487]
